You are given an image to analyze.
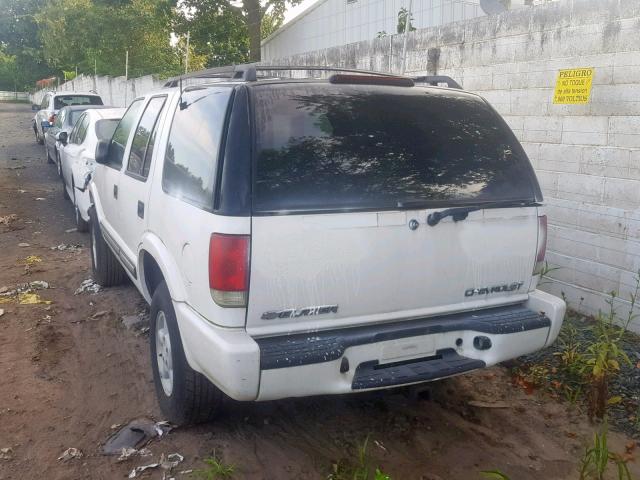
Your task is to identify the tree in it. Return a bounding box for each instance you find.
[397,7,416,34]
[178,0,303,64]
[0,0,53,89]
[38,0,183,78]
[0,47,18,90]
[174,0,249,67]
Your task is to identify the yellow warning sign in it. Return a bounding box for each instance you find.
[553,67,594,104]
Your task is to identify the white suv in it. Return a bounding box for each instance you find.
[88,65,566,424]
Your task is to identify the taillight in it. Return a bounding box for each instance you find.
[209,233,250,307]
[533,214,547,275]
[48,114,56,125]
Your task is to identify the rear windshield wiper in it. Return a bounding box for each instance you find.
[427,200,539,226]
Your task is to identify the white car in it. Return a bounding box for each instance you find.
[32,91,104,154]
[59,108,125,231]
[89,65,566,424]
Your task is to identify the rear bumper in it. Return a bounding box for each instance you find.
[175,290,565,402]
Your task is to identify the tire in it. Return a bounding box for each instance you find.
[88,207,127,287]
[61,173,70,201]
[56,152,62,178]
[34,126,43,145]
[150,281,222,425]
[73,186,89,233]
[45,144,54,164]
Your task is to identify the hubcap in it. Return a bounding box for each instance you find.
[155,311,174,396]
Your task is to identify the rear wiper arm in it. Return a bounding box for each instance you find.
[427,200,539,227]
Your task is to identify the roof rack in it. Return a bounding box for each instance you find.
[163,64,410,87]
[411,75,462,89]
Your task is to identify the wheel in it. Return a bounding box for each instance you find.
[61,172,70,201]
[73,187,88,232]
[45,144,54,164]
[34,126,43,145]
[150,281,222,425]
[88,207,127,287]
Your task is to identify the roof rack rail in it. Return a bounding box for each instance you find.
[163,64,410,87]
[412,75,462,89]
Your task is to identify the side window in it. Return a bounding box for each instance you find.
[40,94,49,110]
[162,87,232,210]
[54,110,64,128]
[68,113,85,144]
[126,96,167,179]
[105,99,143,170]
[75,115,90,144]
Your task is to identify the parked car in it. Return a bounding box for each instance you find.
[88,65,566,424]
[45,105,111,172]
[32,91,104,156]
[59,108,124,232]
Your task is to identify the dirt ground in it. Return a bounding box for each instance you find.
[0,102,638,480]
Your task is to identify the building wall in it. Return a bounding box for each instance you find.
[268,0,640,330]
[262,0,485,61]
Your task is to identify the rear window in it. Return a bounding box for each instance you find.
[252,84,540,214]
[54,95,103,110]
[95,119,120,141]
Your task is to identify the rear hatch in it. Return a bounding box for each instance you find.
[246,83,542,337]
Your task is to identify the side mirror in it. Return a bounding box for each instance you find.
[95,139,110,165]
[32,104,39,111]
[56,131,68,145]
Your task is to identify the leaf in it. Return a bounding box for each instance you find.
[374,468,391,480]
[480,470,511,480]
[18,293,51,305]
[607,396,623,405]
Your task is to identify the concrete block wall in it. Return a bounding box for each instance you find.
[0,91,29,101]
[269,0,640,330]
[31,74,165,108]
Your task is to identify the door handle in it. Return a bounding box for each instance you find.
[113,185,118,199]
[137,201,144,219]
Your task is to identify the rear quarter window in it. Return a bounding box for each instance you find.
[162,87,232,210]
[252,84,540,214]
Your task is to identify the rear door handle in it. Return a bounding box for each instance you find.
[113,185,118,199]
[137,201,144,219]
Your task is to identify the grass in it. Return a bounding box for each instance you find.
[579,424,631,480]
[513,270,640,420]
[328,437,392,480]
[192,455,235,479]
[480,471,512,480]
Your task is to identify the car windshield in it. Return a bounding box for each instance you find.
[252,83,540,214]
[95,119,120,141]
[54,95,103,110]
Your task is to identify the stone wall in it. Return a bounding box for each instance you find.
[0,91,29,101]
[269,0,640,329]
[31,74,165,107]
